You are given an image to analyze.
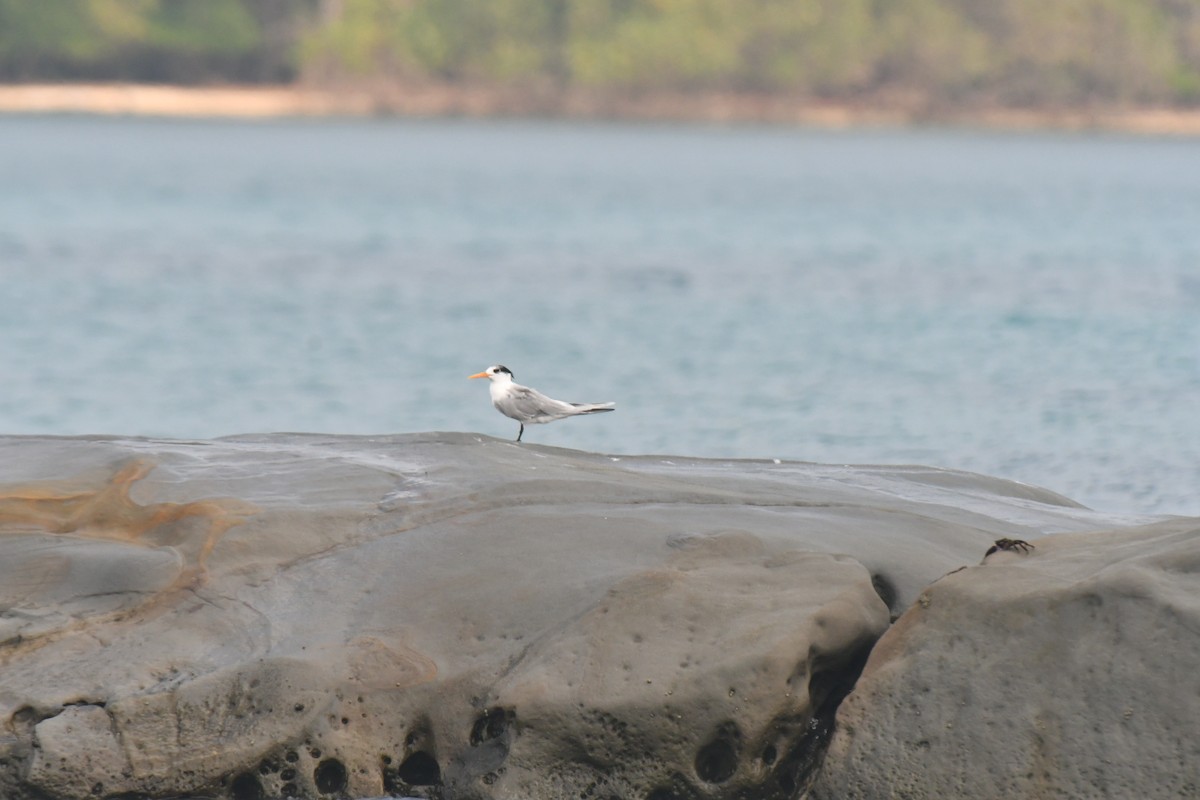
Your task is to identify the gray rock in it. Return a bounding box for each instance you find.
[810,519,1200,800]
[0,433,1177,799]
[27,704,130,800]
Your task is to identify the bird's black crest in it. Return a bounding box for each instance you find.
[494,365,513,376]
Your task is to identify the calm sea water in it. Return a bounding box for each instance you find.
[2,115,1198,516]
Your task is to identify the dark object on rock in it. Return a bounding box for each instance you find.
[984,537,1035,557]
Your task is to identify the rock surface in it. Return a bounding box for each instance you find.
[809,519,1200,800]
[0,433,1188,800]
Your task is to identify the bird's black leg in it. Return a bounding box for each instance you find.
[516,424,524,442]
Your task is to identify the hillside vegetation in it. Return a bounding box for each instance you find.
[3,0,1199,109]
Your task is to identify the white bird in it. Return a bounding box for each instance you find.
[469,365,615,442]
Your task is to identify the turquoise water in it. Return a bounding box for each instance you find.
[2,115,1199,515]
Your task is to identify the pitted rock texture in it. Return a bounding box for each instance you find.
[810,520,1200,800]
[0,433,1172,799]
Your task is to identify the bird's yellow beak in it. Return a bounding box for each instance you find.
[468,371,489,379]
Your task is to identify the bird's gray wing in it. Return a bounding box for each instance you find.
[498,385,575,421]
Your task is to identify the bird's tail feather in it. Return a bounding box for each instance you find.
[572,402,615,414]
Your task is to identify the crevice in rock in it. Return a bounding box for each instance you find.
[772,634,877,797]
[13,699,107,733]
[870,572,901,619]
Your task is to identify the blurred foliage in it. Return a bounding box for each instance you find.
[0,0,305,83]
[2,0,1200,106]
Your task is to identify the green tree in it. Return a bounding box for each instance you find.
[0,0,147,73]
[0,0,290,82]
[3,0,1199,109]
[965,0,1178,106]
[569,0,747,90]
[735,0,877,94]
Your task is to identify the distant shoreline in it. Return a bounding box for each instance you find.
[3,82,1200,136]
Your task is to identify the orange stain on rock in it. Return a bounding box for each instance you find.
[0,458,258,578]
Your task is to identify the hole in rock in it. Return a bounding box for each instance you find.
[314,758,348,794]
[230,773,263,800]
[396,751,442,785]
[470,707,513,745]
[11,706,37,727]
[694,737,738,784]
[761,744,777,765]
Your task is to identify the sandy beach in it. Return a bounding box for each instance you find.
[3,82,1200,135]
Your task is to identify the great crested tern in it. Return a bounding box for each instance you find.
[469,365,615,442]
